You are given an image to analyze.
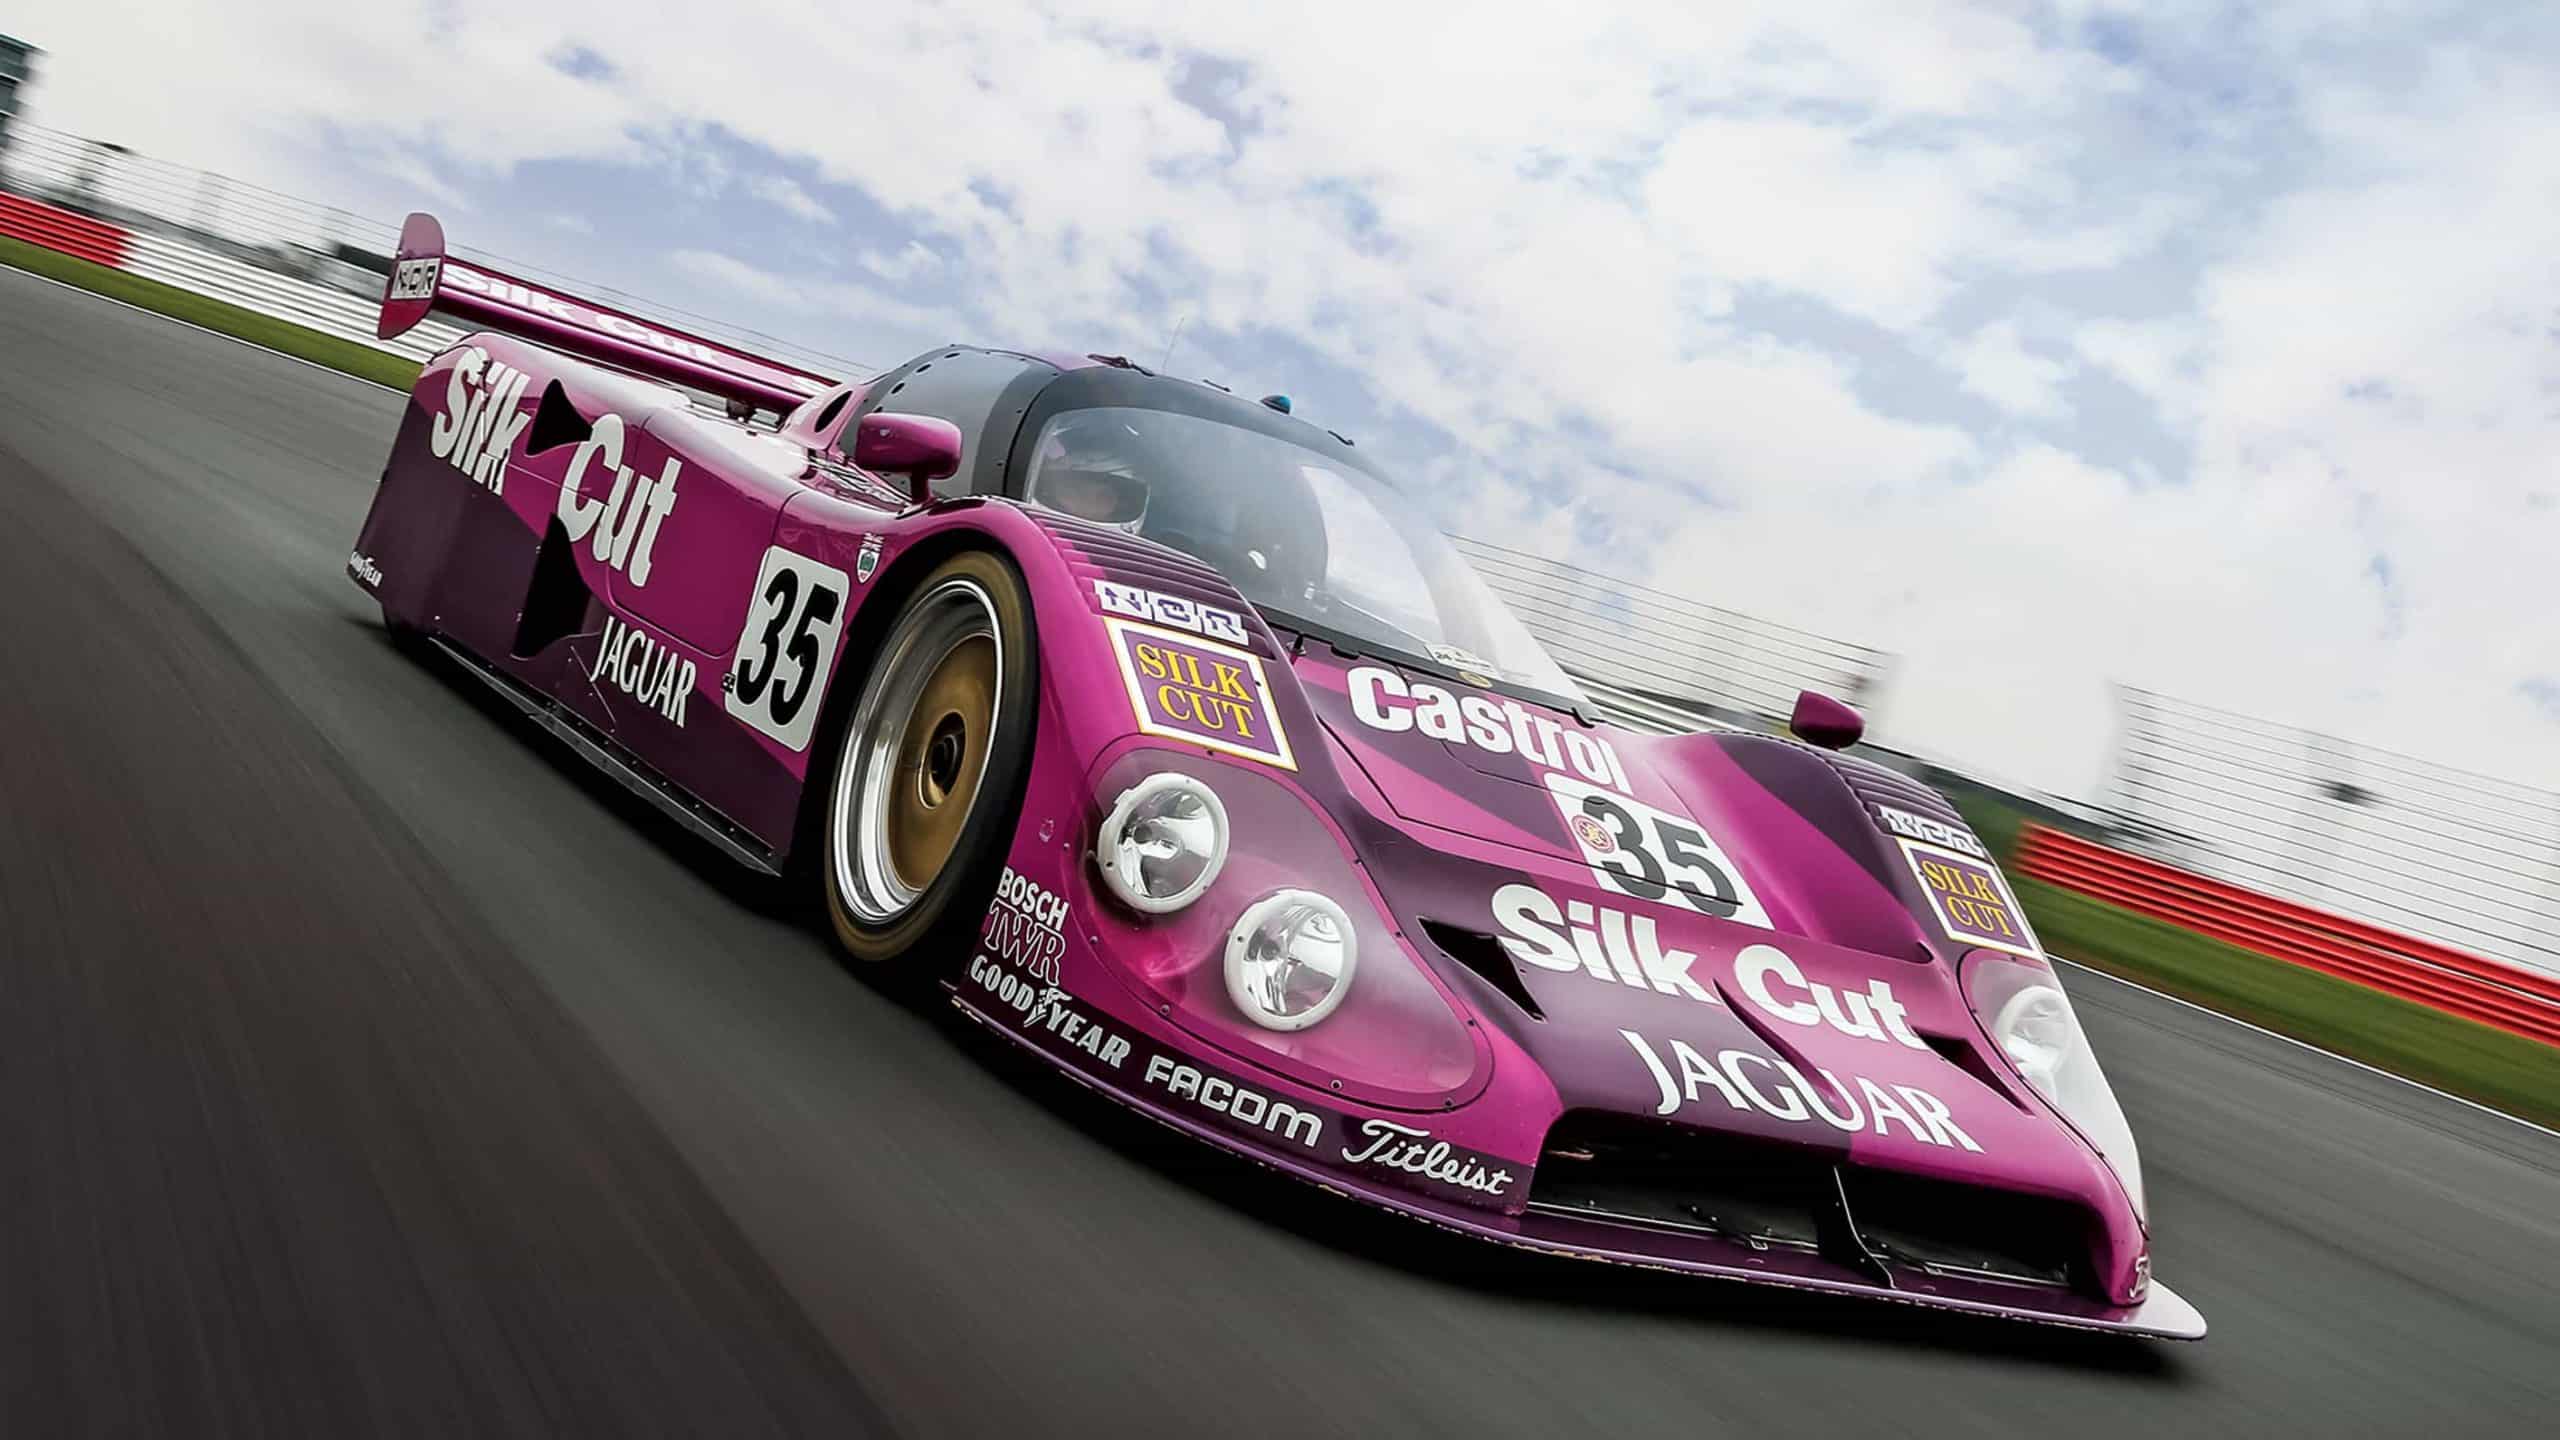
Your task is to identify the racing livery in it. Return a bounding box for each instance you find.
[351,214,2203,1339]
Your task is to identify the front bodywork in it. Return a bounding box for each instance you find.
[945,514,2201,1339]
[353,327,2201,1340]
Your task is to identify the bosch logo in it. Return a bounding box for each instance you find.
[1571,812,1616,854]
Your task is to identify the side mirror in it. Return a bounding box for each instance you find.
[850,412,963,502]
[1789,690,1863,750]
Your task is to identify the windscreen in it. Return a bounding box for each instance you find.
[1022,405,1582,700]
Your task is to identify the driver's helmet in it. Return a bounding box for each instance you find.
[1029,413,1151,534]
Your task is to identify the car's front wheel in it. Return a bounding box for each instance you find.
[822,549,1039,967]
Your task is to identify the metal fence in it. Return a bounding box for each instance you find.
[1451,534,1894,732]
[2108,685,2560,978]
[0,120,869,381]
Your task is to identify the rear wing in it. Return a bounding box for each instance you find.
[378,212,833,416]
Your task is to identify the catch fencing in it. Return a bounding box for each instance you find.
[1450,534,1893,732]
[2107,685,2560,981]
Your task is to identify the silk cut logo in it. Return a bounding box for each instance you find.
[427,346,532,495]
[1544,773,1770,928]
[724,546,851,751]
[558,412,679,587]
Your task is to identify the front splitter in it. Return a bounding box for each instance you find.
[951,995,2207,1341]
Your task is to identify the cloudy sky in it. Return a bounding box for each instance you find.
[16,0,2557,799]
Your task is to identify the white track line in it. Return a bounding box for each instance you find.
[0,262,409,394]
[2057,957,2560,1143]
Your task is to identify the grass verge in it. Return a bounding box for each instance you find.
[1949,792,2560,1130]
[0,233,423,391]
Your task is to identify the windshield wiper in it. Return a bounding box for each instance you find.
[1256,607,1347,661]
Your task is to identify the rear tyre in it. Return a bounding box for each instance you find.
[822,550,1039,967]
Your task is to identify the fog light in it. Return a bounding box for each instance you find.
[1225,890,1357,1031]
[1096,772,1229,914]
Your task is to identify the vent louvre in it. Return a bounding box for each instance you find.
[1025,506,1276,658]
[1814,750,1968,827]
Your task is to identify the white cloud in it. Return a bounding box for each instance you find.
[12,0,2560,796]
[1949,320,2073,420]
[745,174,834,225]
[668,248,800,307]
[2072,317,2195,410]
[671,247,967,348]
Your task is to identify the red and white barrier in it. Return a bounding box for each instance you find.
[0,190,128,267]
[2017,824,2560,1047]
[0,191,463,363]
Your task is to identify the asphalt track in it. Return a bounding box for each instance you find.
[2,265,2556,1438]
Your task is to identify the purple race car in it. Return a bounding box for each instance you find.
[351,215,2202,1340]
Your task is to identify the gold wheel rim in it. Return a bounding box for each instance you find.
[883,632,996,893]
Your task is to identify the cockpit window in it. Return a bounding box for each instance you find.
[1023,405,1581,700]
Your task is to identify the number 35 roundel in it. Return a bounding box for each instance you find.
[725,545,851,752]
[1543,773,1772,930]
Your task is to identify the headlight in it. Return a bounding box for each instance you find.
[1992,985,2078,1093]
[1967,954,2147,1223]
[1225,890,1358,1031]
[1096,772,1229,914]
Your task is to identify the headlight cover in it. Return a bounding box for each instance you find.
[1096,771,1229,914]
[1964,950,2147,1223]
[1086,748,1483,1107]
[1224,889,1358,1031]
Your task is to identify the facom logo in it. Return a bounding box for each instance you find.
[1142,1055,1322,1149]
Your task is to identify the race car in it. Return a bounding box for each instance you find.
[350,214,2203,1340]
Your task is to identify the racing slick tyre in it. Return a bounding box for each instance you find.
[822,549,1039,968]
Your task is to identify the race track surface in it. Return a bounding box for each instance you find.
[2,265,2556,1437]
